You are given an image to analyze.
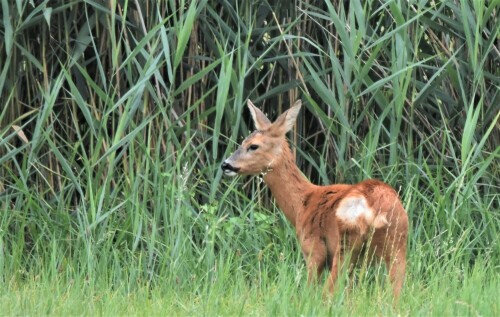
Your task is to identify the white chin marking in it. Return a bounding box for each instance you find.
[224,171,238,177]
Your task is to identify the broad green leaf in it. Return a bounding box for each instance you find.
[173,1,197,70]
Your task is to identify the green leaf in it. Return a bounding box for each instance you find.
[173,1,197,70]
[461,101,481,165]
[43,5,52,28]
[1,0,13,55]
[212,51,233,160]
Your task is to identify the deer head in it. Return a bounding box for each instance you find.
[221,99,302,176]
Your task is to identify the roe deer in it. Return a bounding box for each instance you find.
[221,100,408,299]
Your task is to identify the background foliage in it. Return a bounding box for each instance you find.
[0,0,498,315]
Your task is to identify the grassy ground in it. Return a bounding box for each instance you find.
[0,254,497,316]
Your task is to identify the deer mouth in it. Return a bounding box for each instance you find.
[221,162,240,176]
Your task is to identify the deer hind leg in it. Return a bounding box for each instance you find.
[371,227,407,300]
[324,227,341,293]
[300,236,327,284]
[386,219,408,300]
[332,232,365,296]
[326,245,341,293]
[386,246,406,300]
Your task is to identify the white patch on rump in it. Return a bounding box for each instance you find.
[336,196,374,226]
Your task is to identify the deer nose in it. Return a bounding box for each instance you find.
[221,161,240,173]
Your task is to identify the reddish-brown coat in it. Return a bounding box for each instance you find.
[222,100,409,299]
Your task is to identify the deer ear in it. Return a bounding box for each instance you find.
[247,100,272,130]
[270,100,302,136]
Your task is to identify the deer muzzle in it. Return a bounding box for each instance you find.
[221,161,240,176]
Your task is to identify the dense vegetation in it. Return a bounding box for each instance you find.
[0,0,498,315]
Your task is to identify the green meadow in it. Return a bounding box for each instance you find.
[0,1,498,316]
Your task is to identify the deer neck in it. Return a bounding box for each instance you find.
[262,144,314,227]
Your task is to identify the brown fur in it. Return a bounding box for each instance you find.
[222,100,409,299]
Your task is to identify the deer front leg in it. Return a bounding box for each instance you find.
[300,236,327,284]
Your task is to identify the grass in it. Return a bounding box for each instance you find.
[0,0,499,316]
[0,245,497,316]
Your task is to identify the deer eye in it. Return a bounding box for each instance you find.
[248,144,259,151]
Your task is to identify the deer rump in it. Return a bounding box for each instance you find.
[302,179,397,240]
